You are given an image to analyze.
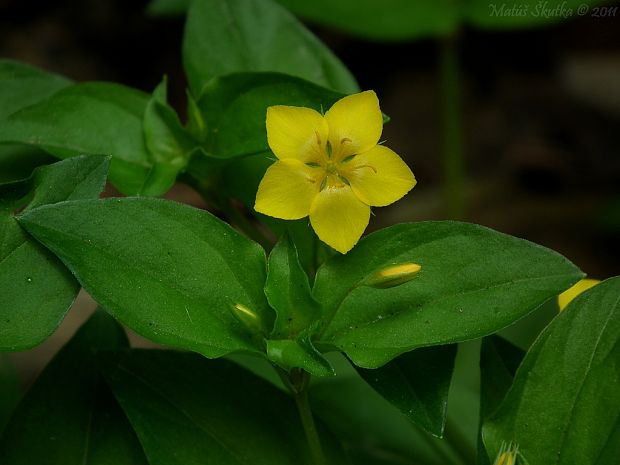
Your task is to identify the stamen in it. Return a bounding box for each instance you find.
[340,137,352,145]
[314,130,322,146]
[354,164,377,174]
[326,141,333,158]
[338,174,350,186]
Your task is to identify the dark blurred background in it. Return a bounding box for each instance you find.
[1,0,619,376]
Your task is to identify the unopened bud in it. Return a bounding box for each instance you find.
[363,262,421,289]
[230,303,264,334]
[557,278,600,312]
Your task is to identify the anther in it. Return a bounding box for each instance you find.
[314,131,322,146]
[355,164,377,174]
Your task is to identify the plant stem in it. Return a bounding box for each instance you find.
[444,416,476,465]
[290,370,325,465]
[440,34,465,220]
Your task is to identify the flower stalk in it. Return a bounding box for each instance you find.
[440,34,465,220]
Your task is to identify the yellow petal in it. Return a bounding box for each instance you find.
[266,105,327,162]
[343,145,416,207]
[558,278,600,311]
[309,185,370,254]
[325,90,383,160]
[255,159,320,220]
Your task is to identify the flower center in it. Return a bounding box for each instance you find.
[306,133,376,191]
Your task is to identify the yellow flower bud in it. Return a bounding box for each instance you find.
[363,262,421,289]
[557,278,600,312]
[229,303,265,335]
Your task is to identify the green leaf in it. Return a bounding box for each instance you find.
[0,311,148,465]
[266,234,320,338]
[0,60,70,184]
[0,82,153,195]
[0,155,109,350]
[482,276,620,464]
[182,0,358,96]
[0,145,55,185]
[477,337,524,465]
[18,197,272,358]
[354,344,457,437]
[141,78,200,196]
[197,72,344,159]
[0,59,71,120]
[100,349,344,465]
[276,0,459,41]
[263,235,333,376]
[313,221,583,368]
[267,334,334,377]
[310,354,464,465]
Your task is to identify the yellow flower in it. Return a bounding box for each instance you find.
[254,91,416,254]
[557,278,600,311]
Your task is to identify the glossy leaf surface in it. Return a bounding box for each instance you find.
[477,336,524,465]
[0,155,109,350]
[18,198,271,358]
[0,312,147,465]
[101,350,343,464]
[354,344,457,437]
[313,221,583,368]
[183,0,357,96]
[265,234,320,338]
[197,72,343,159]
[0,82,152,195]
[0,59,71,120]
[483,276,620,464]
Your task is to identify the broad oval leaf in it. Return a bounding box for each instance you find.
[0,155,109,350]
[482,276,620,464]
[18,197,272,358]
[100,350,344,465]
[0,82,153,195]
[182,0,358,96]
[0,311,148,465]
[313,221,583,368]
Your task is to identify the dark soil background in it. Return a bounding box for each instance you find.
[1,0,619,378]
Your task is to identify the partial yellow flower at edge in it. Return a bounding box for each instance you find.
[254,90,416,254]
[557,278,601,311]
